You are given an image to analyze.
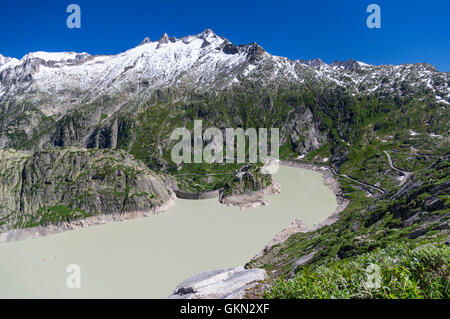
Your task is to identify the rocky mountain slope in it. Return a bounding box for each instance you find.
[0,148,173,232]
[1,29,448,105]
[0,29,448,154]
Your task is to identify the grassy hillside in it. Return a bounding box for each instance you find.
[265,244,449,299]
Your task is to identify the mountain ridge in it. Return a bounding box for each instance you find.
[0,29,448,103]
[0,30,448,297]
[0,30,448,152]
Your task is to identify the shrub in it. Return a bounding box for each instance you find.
[265,244,449,299]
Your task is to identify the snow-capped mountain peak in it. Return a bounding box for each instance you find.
[0,29,448,111]
[157,32,171,44]
[20,51,91,63]
[297,58,327,68]
[198,28,218,39]
[139,37,151,45]
[0,29,262,101]
[0,54,19,72]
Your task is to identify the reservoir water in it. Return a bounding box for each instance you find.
[0,166,337,298]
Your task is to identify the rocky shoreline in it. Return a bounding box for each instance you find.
[0,197,176,243]
[1,161,348,249]
[281,160,349,226]
[1,160,348,300]
[167,161,350,299]
[169,266,268,299]
[251,160,349,259]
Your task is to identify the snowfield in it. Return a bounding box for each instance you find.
[0,29,449,116]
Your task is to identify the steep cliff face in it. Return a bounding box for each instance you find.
[286,107,327,154]
[0,148,173,232]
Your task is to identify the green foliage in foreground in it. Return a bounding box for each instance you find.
[265,244,449,299]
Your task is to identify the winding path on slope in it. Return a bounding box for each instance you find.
[282,159,386,194]
[383,151,411,186]
[174,159,389,195]
[328,166,386,194]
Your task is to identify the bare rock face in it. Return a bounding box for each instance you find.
[219,165,276,209]
[220,183,281,210]
[169,266,267,299]
[287,107,327,154]
[0,147,174,233]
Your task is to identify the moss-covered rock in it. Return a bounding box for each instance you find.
[0,147,173,232]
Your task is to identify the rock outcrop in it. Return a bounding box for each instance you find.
[219,165,277,209]
[169,266,267,299]
[220,183,281,210]
[0,148,174,233]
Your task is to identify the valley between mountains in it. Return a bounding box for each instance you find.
[0,29,448,298]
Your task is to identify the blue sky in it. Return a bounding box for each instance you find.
[0,0,449,71]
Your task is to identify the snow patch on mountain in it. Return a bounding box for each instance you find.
[0,29,449,110]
